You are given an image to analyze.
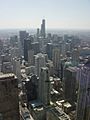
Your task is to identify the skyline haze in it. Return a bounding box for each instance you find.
[0,0,90,29]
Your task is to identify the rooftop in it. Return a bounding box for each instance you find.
[30,100,43,109]
[0,73,16,81]
[66,66,78,73]
[50,106,70,120]
[63,102,72,108]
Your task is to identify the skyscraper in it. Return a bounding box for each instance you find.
[31,42,40,54]
[39,67,50,105]
[46,43,53,60]
[0,74,20,120]
[19,31,28,48]
[35,53,46,77]
[25,75,38,102]
[52,48,61,76]
[41,19,46,38]
[76,61,90,120]
[28,50,34,66]
[63,66,77,102]
[12,58,21,81]
[37,28,40,38]
[24,37,33,61]
[72,48,79,66]
[19,31,29,55]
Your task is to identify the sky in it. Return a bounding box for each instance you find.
[0,0,90,29]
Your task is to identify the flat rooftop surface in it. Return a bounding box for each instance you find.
[0,73,16,80]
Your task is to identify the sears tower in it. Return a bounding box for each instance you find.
[41,19,46,38]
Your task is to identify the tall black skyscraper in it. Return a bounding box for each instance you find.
[24,36,33,61]
[46,43,53,60]
[41,19,46,38]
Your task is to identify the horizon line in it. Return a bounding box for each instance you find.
[0,28,90,31]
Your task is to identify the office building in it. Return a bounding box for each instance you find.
[24,38,32,61]
[46,60,54,76]
[37,28,40,38]
[76,61,90,120]
[35,53,46,77]
[31,42,40,54]
[63,66,77,102]
[10,35,18,47]
[25,75,38,102]
[46,43,53,60]
[0,74,20,120]
[19,31,28,48]
[59,40,66,57]
[0,40,3,52]
[41,19,46,38]
[28,50,34,65]
[72,48,79,66]
[39,67,50,105]
[12,58,21,81]
[52,48,60,75]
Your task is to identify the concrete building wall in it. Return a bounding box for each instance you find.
[0,74,20,120]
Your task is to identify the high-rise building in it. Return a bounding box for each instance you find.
[0,74,20,120]
[28,50,34,66]
[61,41,66,57]
[76,61,90,120]
[63,66,77,102]
[46,43,53,60]
[72,48,79,66]
[12,58,21,81]
[25,75,38,102]
[31,42,40,54]
[19,31,28,48]
[46,60,54,76]
[41,19,46,38]
[24,37,33,61]
[10,35,18,47]
[39,67,50,105]
[19,31,29,56]
[0,40,3,53]
[35,53,46,77]
[52,48,61,76]
[37,28,40,38]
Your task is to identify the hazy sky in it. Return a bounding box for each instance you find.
[0,0,90,29]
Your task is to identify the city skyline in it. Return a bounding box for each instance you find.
[0,0,90,29]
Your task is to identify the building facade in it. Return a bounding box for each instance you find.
[76,62,90,120]
[39,67,50,105]
[0,74,20,120]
